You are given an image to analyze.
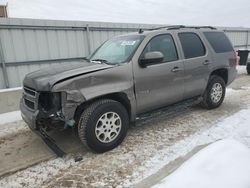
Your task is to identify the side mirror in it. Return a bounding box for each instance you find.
[139,51,164,68]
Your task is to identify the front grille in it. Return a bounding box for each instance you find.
[23,87,39,111]
[24,87,36,97]
[24,98,35,109]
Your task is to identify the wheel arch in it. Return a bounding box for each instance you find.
[74,92,133,125]
[210,68,228,84]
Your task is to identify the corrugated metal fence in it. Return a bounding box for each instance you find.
[0,18,249,89]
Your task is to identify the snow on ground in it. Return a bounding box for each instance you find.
[0,111,27,139]
[0,87,23,137]
[121,107,250,187]
[225,88,241,96]
[0,120,28,139]
[237,65,247,75]
[0,111,22,125]
[152,139,250,188]
[0,156,77,188]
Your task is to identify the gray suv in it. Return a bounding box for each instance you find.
[20,26,237,154]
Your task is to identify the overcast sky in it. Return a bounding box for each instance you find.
[3,0,250,27]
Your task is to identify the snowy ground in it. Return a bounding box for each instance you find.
[0,67,249,187]
[0,111,21,125]
[153,139,250,188]
[0,111,25,139]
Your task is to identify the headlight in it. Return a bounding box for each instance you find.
[39,92,61,111]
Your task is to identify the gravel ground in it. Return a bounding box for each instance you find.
[0,70,250,188]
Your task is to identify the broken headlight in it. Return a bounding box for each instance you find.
[39,92,61,111]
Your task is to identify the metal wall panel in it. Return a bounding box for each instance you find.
[0,67,4,89]
[0,18,249,89]
[225,30,249,49]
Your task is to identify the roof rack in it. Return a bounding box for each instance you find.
[138,25,216,34]
[167,26,217,30]
[148,25,185,31]
[146,25,216,31]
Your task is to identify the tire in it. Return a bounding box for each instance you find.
[201,75,226,109]
[247,63,250,75]
[78,99,129,153]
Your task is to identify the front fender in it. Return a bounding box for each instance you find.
[51,63,135,120]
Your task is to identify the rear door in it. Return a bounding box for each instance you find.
[177,32,210,99]
[133,33,185,113]
[202,31,236,84]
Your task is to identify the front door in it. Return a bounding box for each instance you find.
[133,34,185,114]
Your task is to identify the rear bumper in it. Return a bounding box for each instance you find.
[227,67,237,85]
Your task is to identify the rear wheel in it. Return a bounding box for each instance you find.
[78,99,129,153]
[201,75,226,109]
[247,63,250,75]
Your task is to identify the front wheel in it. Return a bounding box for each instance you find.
[78,99,129,153]
[201,75,226,109]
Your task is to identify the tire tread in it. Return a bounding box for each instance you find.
[201,75,225,109]
[78,99,128,152]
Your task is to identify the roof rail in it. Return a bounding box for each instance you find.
[138,25,217,33]
[146,25,217,31]
[167,26,217,30]
[148,25,185,31]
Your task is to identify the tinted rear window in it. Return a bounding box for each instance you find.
[203,32,233,53]
[178,33,206,59]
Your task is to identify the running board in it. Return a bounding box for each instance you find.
[39,129,65,157]
[137,96,202,121]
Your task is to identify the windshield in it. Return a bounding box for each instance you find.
[89,35,144,64]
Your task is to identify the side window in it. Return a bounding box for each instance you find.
[142,34,178,62]
[203,32,233,53]
[178,33,206,59]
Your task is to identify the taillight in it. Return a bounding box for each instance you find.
[233,51,238,66]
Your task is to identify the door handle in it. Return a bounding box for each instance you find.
[203,60,211,65]
[171,67,182,72]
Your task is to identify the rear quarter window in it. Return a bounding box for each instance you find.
[178,33,206,59]
[203,32,233,53]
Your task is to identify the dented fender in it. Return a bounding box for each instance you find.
[51,62,136,121]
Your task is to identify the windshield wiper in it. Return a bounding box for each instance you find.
[91,59,107,63]
[82,57,90,62]
[91,59,113,65]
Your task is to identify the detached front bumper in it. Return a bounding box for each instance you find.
[20,98,39,130]
[20,87,78,132]
[20,87,78,157]
[20,97,66,157]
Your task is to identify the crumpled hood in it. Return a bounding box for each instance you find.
[23,60,113,91]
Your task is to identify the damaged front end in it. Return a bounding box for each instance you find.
[20,87,82,156]
[21,87,79,131]
[36,92,74,130]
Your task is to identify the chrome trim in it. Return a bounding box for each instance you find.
[23,98,35,111]
[23,87,37,98]
[23,87,39,111]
